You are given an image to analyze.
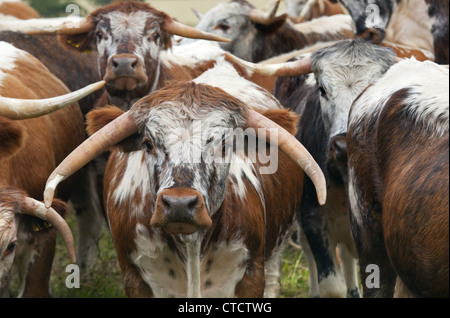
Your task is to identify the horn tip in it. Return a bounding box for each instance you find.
[318,192,327,206]
[44,188,55,209]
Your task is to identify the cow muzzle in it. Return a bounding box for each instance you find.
[356,27,385,45]
[104,53,148,91]
[151,188,212,235]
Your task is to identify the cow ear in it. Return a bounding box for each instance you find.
[255,14,288,34]
[258,108,300,135]
[58,32,96,53]
[0,117,24,160]
[86,106,141,153]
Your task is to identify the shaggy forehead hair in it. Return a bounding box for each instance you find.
[130,81,248,131]
[311,40,396,73]
[88,0,173,49]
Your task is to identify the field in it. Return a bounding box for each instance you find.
[25,0,287,26]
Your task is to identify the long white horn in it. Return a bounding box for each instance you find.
[25,18,95,35]
[44,111,138,208]
[21,197,76,263]
[163,18,230,42]
[225,52,313,76]
[0,81,105,119]
[246,110,327,205]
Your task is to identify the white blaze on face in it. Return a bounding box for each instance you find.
[97,11,162,70]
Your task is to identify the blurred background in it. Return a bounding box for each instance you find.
[24,0,286,26]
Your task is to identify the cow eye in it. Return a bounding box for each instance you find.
[96,31,104,41]
[215,22,230,32]
[4,240,17,256]
[319,85,327,97]
[143,138,154,153]
[152,32,160,42]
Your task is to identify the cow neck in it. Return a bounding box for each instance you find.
[180,233,202,298]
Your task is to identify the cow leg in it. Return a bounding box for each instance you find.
[235,259,265,297]
[299,188,346,298]
[69,163,105,273]
[337,243,361,297]
[297,220,320,297]
[348,175,396,298]
[122,263,154,298]
[264,240,287,298]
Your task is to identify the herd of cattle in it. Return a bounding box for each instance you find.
[0,0,448,298]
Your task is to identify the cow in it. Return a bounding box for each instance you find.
[284,0,346,23]
[21,1,232,269]
[0,0,39,20]
[0,41,104,297]
[346,59,449,297]
[329,0,449,63]
[0,187,74,297]
[179,0,354,63]
[28,0,230,111]
[42,58,327,298]
[0,29,106,272]
[226,39,399,297]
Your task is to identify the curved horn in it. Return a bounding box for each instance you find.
[164,18,230,42]
[26,18,95,35]
[44,111,138,208]
[225,52,313,76]
[246,110,327,205]
[0,81,105,119]
[21,197,76,263]
[249,0,281,25]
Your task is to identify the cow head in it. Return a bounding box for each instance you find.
[39,1,229,109]
[129,83,249,235]
[309,40,395,139]
[43,77,328,236]
[0,187,74,297]
[181,0,287,62]
[329,0,396,43]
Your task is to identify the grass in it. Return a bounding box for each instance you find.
[38,209,310,298]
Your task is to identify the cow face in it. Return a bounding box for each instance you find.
[331,0,396,43]
[311,40,395,140]
[181,0,286,62]
[183,1,252,60]
[130,82,247,235]
[83,4,171,107]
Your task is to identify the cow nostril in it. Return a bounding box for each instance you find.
[162,195,171,209]
[131,60,137,68]
[187,196,198,210]
[161,194,199,213]
[112,60,119,69]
